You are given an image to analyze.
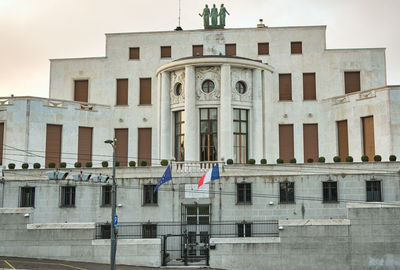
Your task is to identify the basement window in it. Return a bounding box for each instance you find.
[366,180,382,202]
[237,222,252,237]
[143,184,158,205]
[142,223,157,238]
[60,186,76,207]
[20,187,35,207]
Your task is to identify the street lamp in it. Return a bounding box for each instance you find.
[104,139,117,270]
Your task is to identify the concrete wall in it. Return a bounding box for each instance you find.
[0,208,161,267]
[209,203,400,270]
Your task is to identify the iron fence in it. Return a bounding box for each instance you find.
[95,220,279,239]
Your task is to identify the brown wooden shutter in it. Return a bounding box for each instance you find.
[303,124,319,162]
[303,73,316,100]
[74,80,88,102]
[140,78,152,105]
[78,127,92,165]
[129,47,140,60]
[46,124,62,167]
[279,124,294,163]
[161,46,171,58]
[362,116,375,161]
[258,43,269,55]
[138,128,152,166]
[225,44,236,56]
[291,42,302,54]
[0,123,3,165]
[345,72,360,94]
[116,79,128,105]
[337,120,349,160]
[279,74,292,101]
[115,129,128,166]
[193,45,203,56]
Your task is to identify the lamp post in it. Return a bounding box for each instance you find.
[104,139,117,270]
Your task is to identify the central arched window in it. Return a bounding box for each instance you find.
[201,80,215,93]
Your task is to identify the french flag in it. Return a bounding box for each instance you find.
[198,164,220,189]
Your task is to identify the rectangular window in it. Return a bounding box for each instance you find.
[337,120,349,161]
[101,185,112,207]
[303,73,316,100]
[344,71,360,94]
[129,47,140,60]
[225,44,236,56]
[303,124,319,162]
[61,186,76,207]
[0,122,3,165]
[100,224,111,239]
[258,43,269,55]
[175,111,185,161]
[323,182,338,203]
[138,128,152,166]
[279,124,294,163]
[280,182,295,203]
[237,183,251,204]
[362,116,375,161]
[200,108,217,161]
[20,187,35,207]
[193,45,203,56]
[237,223,252,237]
[161,46,171,58]
[142,223,157,238]
[366,180,381,202]
[279,74,292,101]
[78,127,92,165]
[291,42,302,54]
[115,128,128,166]
[143,185,157,205]
[116,79,128,105]
[139,78,151,105]
[46,124,62,168]
[74,80,88,102]
[233,109,248,163]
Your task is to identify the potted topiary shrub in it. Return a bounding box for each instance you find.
[307,158,314,163]
[361,155,369,162]
[85,162,92,168]
[318,157,326,163]
[260,159,267,165]
[289,158,297,164]
[247,159,256,165]
[226,159,233,165]
[102,161,108,168]
[374,155,382,162]
[60,162,67,168]
[160,160,168,166]
[277,158,284,164]
[74,162,82,168]
[141,160,147,166]
[22,163,29,169]
[389,155,397,161]
[8,163,15,169]
[345,156,353,162]
[129,161,136,167]
[33,163,41,169]
[333,156,341,163]
[48,162,56,168]
[115,161,120,167]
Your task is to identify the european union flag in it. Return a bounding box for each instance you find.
[154,165,172,193]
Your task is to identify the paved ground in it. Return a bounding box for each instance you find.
[0,257,214,270]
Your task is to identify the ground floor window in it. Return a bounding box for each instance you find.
[366,180,381,201]
[20,187,35,207]
[237,222,252,237]
[323,181,338,203]
[61,186,75,207]
[142,223,157,238]
[280,182,295,203]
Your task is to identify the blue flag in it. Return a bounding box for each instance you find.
[154,165,172,193]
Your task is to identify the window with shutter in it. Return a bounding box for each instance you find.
[258,43,269,55]
[115,128,128,166]
[129,47,140,60]
[344,71,360,94]
[225,44,236,56]
[161,46,171,58]
[140,78,151,105]
[45,124,62,167]
[279,74,292,101]
[291,42,302,54]
[78,127,92,165]
[192,45,203,56]
[279,124,294,163]
[116,79,128,105]
[303,124,319,162]
[74,80,88,102]
[303,73,316,100]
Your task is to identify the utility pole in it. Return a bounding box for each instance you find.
[104,139,117,270]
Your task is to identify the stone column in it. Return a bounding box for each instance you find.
[160,72,171,160]
[220,64,232,161]
[184,65,197,162]
[252,69,263,162]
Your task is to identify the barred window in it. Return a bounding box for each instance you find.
[366,180,381,202]
[323,182,338,203]
[280,182,295,203]
[143,185,158,205]
[61,186,75,207]
[20,187,35,207]
[237,222,252,237]
[237,183,251,204]
[102,185,112,206]
[142,223,157,238]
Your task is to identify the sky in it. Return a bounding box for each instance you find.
[0,0,399,98]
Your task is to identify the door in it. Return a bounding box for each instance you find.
[183,205,210,257]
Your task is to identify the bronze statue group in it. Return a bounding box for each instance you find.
[199,4,230,29]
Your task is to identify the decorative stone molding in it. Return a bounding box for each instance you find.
[0,98,13,106]
[357,89,376,101]
[231,68,252,102]
[333,96,349,105]
[45,100,67,109]
[170,70,185,105]
[195,66,221,101]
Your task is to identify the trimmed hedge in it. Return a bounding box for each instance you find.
[374,155,382,162]
[277,158,284,164]
[307,158,314,163]
[74,162,82,168]
[389,155,397,161]
[333,156,341,163]
[160,160,168,166]
[318,157,326,163]
[85,162,92,168]
[60,162,67,168]
[141,160,147,166]
[345,156,353,162]
[8,163,15,169]
[22,163,29,169]
[102,161,108,168]
[247,159,256,165]
[226,159,233,165]
[289,158,297,164]
[129,161,136,167]
[33,163,41,169]
[115,161,120,167]
[361,155,369,162]
[260,159,267,165]
[48,162,56,168]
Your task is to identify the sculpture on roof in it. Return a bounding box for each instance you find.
[199,4,210,28]
[199,4,229,29]
[211,4,218,27]
[218,4,230,27]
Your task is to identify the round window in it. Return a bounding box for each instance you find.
[175,83,182,96]
[235,81,246,94]
[201,80,215,93]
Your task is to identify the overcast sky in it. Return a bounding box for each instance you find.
[0,0,399,98]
